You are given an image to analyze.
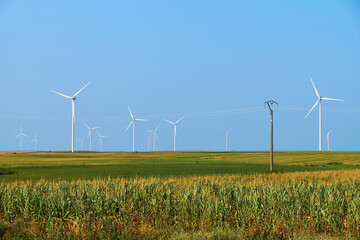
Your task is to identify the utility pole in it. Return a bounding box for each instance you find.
[265,100,278,172]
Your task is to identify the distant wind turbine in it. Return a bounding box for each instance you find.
[147,135,151,152]
[84,123,99,151]
[97,131,106,152]
[125,106,147,152]
[164,117,184,151]
[15,126,27,152]
[305,77,343,151]
[327,130,334,152]
[79,137,85,151]
[226,130,229,151]
[32,134,39,151]
[147,126,159,151]
[51,82,91,152]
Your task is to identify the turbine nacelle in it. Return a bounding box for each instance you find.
[84,123,99,151]
[125,106,147,152]
[51,82,91,152]
[305,76,343,151]
[164,116,184,126]
[164,116,184,151]
[51,82,91,101]
[305,77,344,119]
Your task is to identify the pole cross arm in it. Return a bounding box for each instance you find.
[265,100,278,111]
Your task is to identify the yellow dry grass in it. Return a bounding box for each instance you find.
[1,151,360,168]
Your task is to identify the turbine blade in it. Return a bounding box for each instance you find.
[164,119,175,125]
[136,118,147,121]
[73,82,91,98]
[175,116,185,124]
[51,90,72,99]
[125,120,133,132]
[310,76,320,98]
[84,123,90,129]
[128,106,134,119]
[322,97,344,101]
[92,127,99,130]
[155,132,158,139]
[305,99,320,119]
[155,126,159,131]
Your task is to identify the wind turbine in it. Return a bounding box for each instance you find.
[51,82,91,152]
[79,137,85,151]
[15,126,27,152]
[125,106,147,152]
[32,134,39,151]
[226,130,229,151]
[305,77,343,151]
[97,132,106,152]
[164,117,184,151]
[327,130,334,152]
[84,123,99,151]
[147,135,151,152]
[147,126,159,151]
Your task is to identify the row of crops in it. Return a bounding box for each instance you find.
[1,170,360,239]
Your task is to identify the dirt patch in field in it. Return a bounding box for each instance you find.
[199,156,226,160]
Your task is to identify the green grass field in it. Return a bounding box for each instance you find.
[1,151,359,181]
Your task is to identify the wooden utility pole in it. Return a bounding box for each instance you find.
[265,100,278,172]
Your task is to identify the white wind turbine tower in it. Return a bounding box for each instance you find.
[97,132,106,152]
[125,106,147,152]
[79,137,85,151]
[305,77,344,151]
[226,130,229,151]
[327,130,334,152]
[51,82,91,152]
[147,126,159,151]
[84,123,99,151]
[164,117,184,151]
[32,134,39,151]
[15,126,27,152]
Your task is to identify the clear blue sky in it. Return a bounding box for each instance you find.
[1,0,360,151]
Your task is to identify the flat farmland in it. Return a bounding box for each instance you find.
[0,151,360,181]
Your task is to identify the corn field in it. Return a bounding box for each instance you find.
[1,170,360,239]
